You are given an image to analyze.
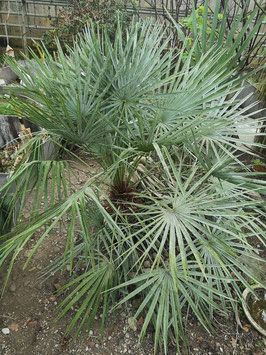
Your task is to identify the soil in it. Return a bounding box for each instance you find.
[0,156,265,355]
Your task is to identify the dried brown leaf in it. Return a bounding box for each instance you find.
[8,322,19,331]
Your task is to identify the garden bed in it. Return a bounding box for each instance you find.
[0,157,265,355]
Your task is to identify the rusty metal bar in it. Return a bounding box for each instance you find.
[0,23,54,30]
[21,0,29,55]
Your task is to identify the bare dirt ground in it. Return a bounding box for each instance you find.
[0,157,265,355]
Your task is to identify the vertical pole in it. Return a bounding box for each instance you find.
[3,0,11,46]
[21,0,29,56]
[0,2,3,32]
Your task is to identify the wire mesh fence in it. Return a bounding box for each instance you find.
[0,0,71,51]
[0,0,265,54]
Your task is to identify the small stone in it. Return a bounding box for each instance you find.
[231,338,237,347]
[2,328,10,335]
[24,250,31,258]
[143,260,150,268]
[9,283,16,292]
[200,341,209,349]
[88,341,95,348]
[128,317,137,331]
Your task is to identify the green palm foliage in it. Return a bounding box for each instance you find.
[169,0,265,70]
[0,4,265,354]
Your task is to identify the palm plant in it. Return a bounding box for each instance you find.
[0,4,265,354]
[169,0,265,70]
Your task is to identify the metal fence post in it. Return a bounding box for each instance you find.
[21,0,29,55]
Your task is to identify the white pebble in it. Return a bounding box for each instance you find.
[2,328,10,335]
